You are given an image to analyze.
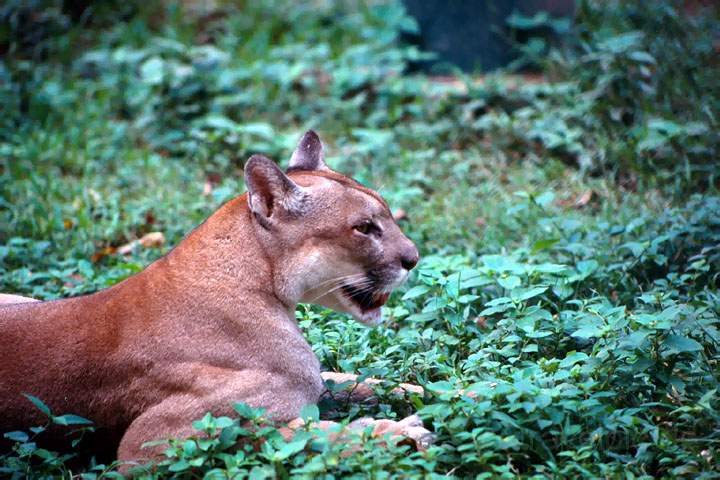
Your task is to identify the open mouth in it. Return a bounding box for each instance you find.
[341,284,390,312]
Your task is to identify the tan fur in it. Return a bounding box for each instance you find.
[0,293,39,304]
[0,131,428,471]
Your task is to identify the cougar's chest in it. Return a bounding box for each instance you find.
[263,320,324,399]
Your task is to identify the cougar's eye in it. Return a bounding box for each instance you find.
[353,220,380,236]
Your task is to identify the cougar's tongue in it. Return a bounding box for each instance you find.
[358,292,389,326]
[342,285,390,312]
[368,292,390,310]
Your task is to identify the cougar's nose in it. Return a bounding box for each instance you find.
[400,244,419,271]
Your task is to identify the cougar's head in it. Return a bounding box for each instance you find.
[244,130,418,326]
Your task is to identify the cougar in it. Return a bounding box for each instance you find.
[0,131,431,470]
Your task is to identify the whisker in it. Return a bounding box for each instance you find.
[309,279,372,302]
[303,273,365,291]
[307,277,375,303]
[299,274,368,301]
[342,283,377,298]
[299,273,367,298]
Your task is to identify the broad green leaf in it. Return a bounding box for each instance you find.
[425,381,455,394]
[457,294,479,304]
[576,259,599,278]
[698,389,716,410]
[534,263,568,274]
[402,285,430,300]
[498,275,521,290]
[168,460,190,472]
[531,238,560,253]
[512,286,548,302]
[140,56,164,85]
[203,115,239,131]
[233,402,264,419]
[274,438,308,461]
[486,296,513,307]
[571,325,604,340]
[299,404,319,423]
[621,241,648,257]
[663,335,702,353]
[535,191,555,207]
[629,51,656,63]
[214,416,234,429]
[183,439,198,456]
[238,123,275,139]
[598,31,644,53]
[4,431,28,442]
[53,414,93,426]
[23,394,52,417]
[560,351,589,368]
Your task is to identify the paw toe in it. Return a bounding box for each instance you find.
[415,431,436,451]
[393,418,435,451]
[397,414,423,428]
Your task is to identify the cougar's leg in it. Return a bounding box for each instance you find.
[117,394,202,476]
[117,369,320,476]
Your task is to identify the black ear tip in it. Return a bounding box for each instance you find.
[245,154,278,174]
[303,130,321,142]
[246,154,272,165]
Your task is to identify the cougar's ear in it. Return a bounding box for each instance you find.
[244,154,306,227]
[287,130,329,172]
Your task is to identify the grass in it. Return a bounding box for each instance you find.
[1,0,719,478]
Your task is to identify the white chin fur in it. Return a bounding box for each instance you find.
[311,290,385,327]
[382,269,409,293]
[308,268,413,327]
[341,294,384,326]
[355,307,383,326]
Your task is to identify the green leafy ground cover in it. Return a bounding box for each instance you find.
[1,0,719,478]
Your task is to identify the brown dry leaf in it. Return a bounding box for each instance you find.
[458,388,479,399]
[574,190,594,208]
[556,196,574,209]
[87,188,101,203]
[144,210,156,225]
[91,246,117,263]
[139,231,165,248]
[202,172,223,197]
[427,73,546,96]
[202,180,214,196]
[117,232,166,255]
[116,242,136,256]
[557,190,598,210]
[63,273,84,288]
[393,208,407,221]
[63,219,74,230]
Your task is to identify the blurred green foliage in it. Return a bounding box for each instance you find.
[1,0,719,478]
[508,0,720,189]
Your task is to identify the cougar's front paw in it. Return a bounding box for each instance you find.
[371,415,435,451]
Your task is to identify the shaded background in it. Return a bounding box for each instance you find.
[404,0,574,71]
